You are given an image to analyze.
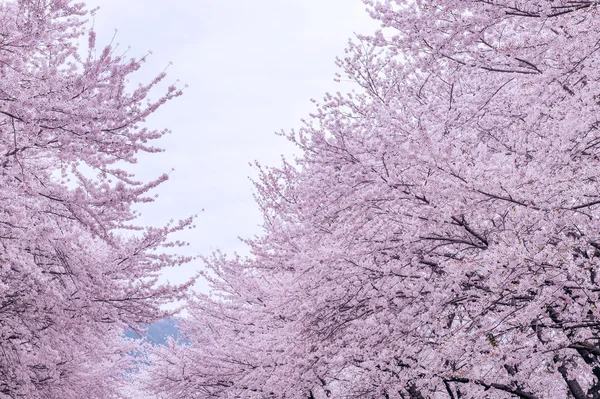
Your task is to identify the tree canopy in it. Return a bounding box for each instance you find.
[7,0,600,398]
[0,1,193,397]
[144,1,600,398]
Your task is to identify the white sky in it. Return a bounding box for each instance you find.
[88,0,379,290]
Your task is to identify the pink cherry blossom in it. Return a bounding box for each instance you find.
[144,1,600,398]
[0,1,194,397]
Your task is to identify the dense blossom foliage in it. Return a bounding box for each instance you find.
[144,1,600,398]
[0,1,193,397]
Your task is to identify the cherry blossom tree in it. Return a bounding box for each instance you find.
[0,0,194,397]
[144,1,600,398]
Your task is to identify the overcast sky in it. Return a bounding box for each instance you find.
[88,1,379,290]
